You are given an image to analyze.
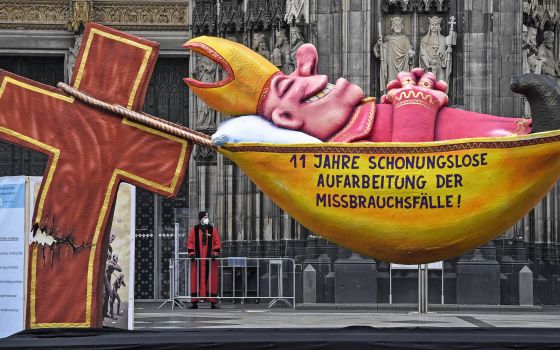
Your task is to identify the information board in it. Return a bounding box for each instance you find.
[0,176,26,338]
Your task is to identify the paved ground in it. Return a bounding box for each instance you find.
[134,302,560,330]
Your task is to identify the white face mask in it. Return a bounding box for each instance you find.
[201,218,209,225]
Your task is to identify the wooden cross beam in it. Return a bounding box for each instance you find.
[0,23,192,328]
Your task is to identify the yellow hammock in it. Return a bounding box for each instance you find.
[58,83,560,264]
[220,130,560,264]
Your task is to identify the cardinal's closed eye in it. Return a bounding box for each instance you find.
[274,77,294,97]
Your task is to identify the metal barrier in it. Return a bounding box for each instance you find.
[161,257,296,310]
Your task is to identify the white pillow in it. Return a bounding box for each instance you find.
[211,115,323,146]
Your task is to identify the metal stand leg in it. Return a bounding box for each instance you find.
[158,261,185,310]
[157,298,185,310]
[418,264,428,314]
[267,260,292,308]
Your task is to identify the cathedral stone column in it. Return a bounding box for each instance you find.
[342,0,372,95]
[312,1,343,81]
[521,3,560,305]
[463,0,523,115]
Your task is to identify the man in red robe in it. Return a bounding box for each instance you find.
[187,210,221,309]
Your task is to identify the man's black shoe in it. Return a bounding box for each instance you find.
[211,303,220,309]
[188,303,198,309]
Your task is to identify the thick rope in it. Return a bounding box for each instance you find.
[57,82,216,149]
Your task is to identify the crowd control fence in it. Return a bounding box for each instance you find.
[160,256,296,310]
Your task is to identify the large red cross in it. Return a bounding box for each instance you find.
[0,23,191,328]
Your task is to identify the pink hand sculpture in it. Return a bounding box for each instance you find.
[382,68,449,142]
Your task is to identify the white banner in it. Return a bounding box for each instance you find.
[103,183,135,330]
[0,176,26,338]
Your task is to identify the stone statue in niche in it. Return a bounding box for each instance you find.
[65,35,82,83]
[373,16,415,93]
[523,25,540,75]
[252,33,271,60]
[289,26,305,73]
[271,30,290,73]
[420,16,456,82]
[523,0,532,15]
[195,55,217,128]
[536,30,560,80]
[522,25,542,117]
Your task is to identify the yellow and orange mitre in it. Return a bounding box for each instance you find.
[183,36,281,116]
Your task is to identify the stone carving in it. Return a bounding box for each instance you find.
[0,0,69,30]
[419,0,445,12]
[285,0,308,25]
[193,0,217,35]
[524,0,559,29]
[289,26,305,73]
[65,35,83,83]
[522,25,542,117]
[272,30,290,73]
[382,0,448,13]
[193,145,218,165]
[252,33,271,60]
[373,16,415,92]
[247,0,286,30]
[218,0,244,34]
[523,25,540,75]
[247,0,267,29]
[94,1,189,31]
[536,30,560,80]
[420,16,456,82]
[0,1,188,31]
[67,0,93,33]
[522,0,560,116]
[194,56,218,129]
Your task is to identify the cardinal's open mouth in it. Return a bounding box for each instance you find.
[182,41,233,88]
[305,83,334,103]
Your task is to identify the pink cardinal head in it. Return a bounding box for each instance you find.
[259,44,365,141]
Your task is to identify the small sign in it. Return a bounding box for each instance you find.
[391,261,443,270]
[227,257,247,267]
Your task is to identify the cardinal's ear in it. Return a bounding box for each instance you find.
[294,44,318,77]
[271,109,304,130]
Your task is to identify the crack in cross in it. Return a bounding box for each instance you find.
[31,214,94,267]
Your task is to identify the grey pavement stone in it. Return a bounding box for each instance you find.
[133,302,555,330]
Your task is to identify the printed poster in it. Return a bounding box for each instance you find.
[0,176,26,338]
